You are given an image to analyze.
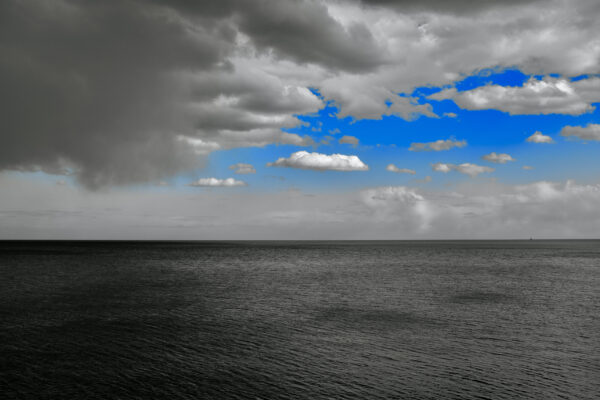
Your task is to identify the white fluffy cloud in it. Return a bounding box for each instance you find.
[267,151,369,171]
[527,131,554,143]
[432,163,453,173]
[229,163,256,174]
[481,152,515,163]
[386,164,416,174]
[432,162,494,177]
[188,178,247,187]
[409,138,467,152]
[429,77,600,115]
[560,123,600,141]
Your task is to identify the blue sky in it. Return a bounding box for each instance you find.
[201,68,600,192]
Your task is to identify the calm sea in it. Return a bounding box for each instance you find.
[1,241,599,399]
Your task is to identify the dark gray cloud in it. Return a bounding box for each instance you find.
[235,0,386,72]
[0,0,236,188]
[354,0,544,14]
[0,0,334,188]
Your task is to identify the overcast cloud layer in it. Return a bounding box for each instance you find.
[2,175,599,239]
[2,0,600,188]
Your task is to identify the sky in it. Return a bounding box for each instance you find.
[1,0,600,239]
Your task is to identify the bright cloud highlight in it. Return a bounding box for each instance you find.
[527,132,554,143]
[267,151,369,171]
[430,77,600,116]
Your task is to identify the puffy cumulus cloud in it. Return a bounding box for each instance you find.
[229,163,256,174]
[430,77,600,115]
[409,138,467,152]
[267,151,369,171]
[432,163,453,173]
[560,123,600,141]
[432,163,494,177]
[386,164,416,174]
[361,186,433,231]
[527,131,554,143]
[338,135,360,146]
[481,152,515,164]
[188,178,246,187]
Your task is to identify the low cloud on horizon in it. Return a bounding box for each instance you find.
[2,174,599,239]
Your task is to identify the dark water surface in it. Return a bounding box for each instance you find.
[1,241,599,399]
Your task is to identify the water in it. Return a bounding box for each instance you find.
[1,241,599,399]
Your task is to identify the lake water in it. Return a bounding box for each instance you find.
[1,241,599,399]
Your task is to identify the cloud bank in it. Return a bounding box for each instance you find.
[4,175,600,239]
